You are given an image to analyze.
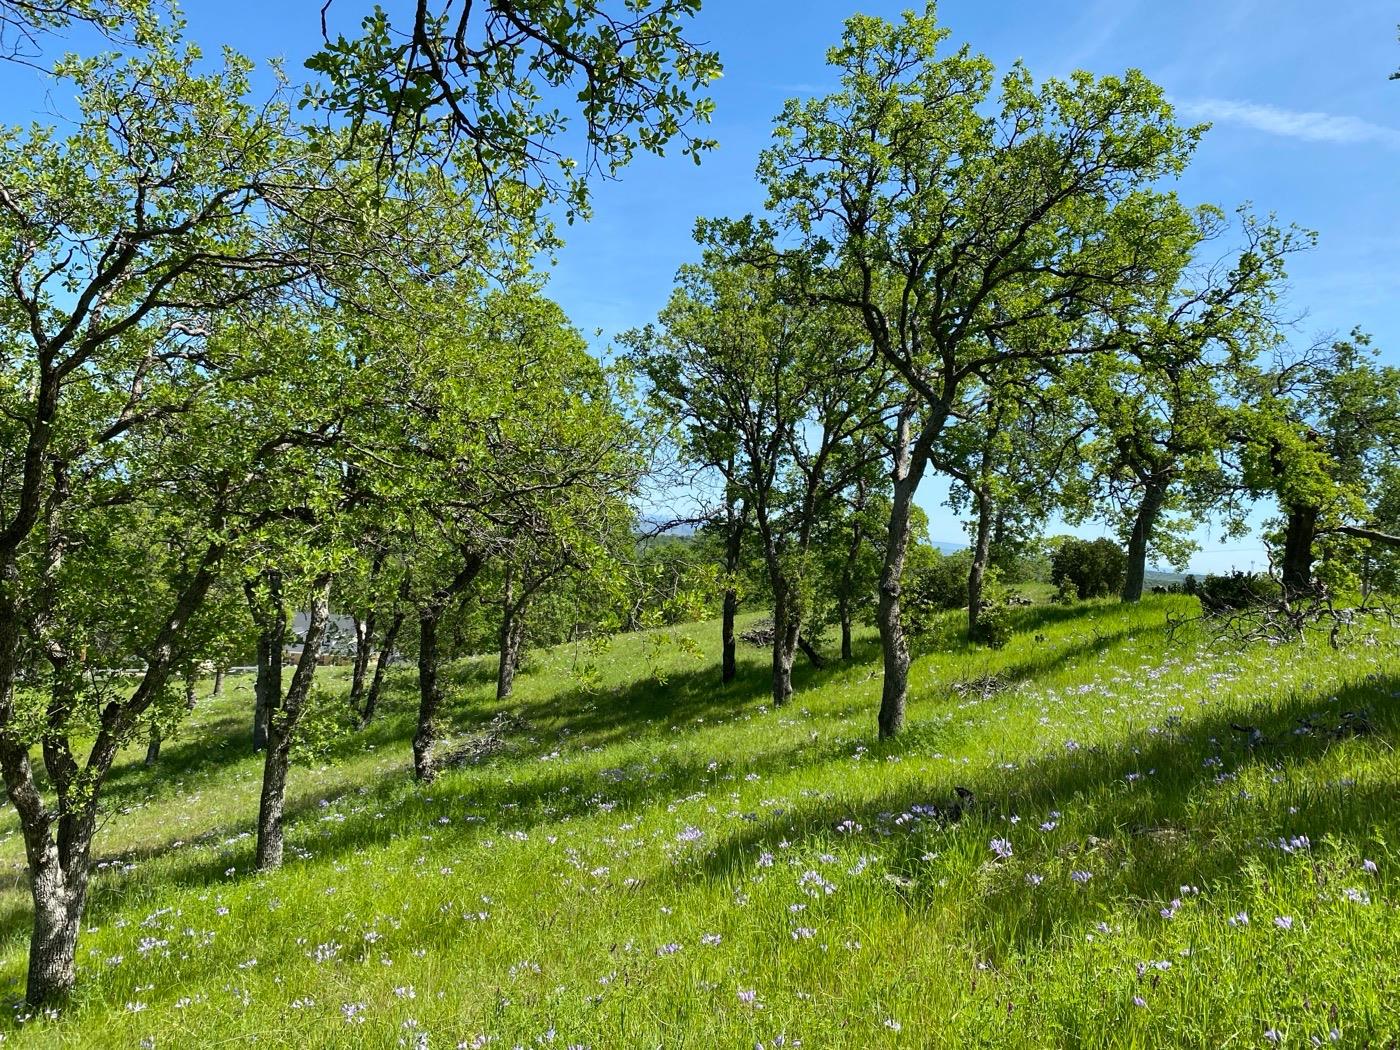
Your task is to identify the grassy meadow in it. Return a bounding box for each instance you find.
[0,595,1397,1047]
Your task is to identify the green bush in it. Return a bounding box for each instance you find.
[1050,538,1126,600]
[1196,571,1280,614]
[970,602,1013,648]
[903,550,974,635]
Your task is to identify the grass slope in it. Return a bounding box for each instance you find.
[0,596,1397,1048]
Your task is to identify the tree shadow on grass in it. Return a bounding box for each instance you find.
[664,669,1399,960]
[0,598,1230,988]
[45,610,1193,950]
[3,601,1190,950]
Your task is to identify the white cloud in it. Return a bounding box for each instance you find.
[1178,97,1400,149]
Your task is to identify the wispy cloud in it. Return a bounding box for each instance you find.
[1178,97,1400,149]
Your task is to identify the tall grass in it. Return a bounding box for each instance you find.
[0,595,1396,1047]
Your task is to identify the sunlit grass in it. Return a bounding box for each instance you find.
[0,595,1396,1047]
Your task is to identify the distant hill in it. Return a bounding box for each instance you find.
[1144,568,1189,588]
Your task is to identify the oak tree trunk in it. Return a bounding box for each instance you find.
[25,845,83,1008]
[413,608,443,782]
[247,572,286,752]
[721,587,739,684]
[360,611,404,728]
[877,471,919,739]
[411,550,486,782]
[1122,480,1168,603]
[1280,505,1319,598]
[769,578,800,707]
[255,579,332,871]
[496,606,526,701]
[348,613,376,715]
[967,487,994,636]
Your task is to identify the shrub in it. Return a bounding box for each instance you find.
[1050,538,1126,600]
[903,550,974,635]
[970,602,1013,649]
[1195,571,1280,615]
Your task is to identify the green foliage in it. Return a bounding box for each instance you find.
[288,686,359,765]
[1050,538,1127,600]
[304,0,723,219]
[1236,333,1400,558]
[903,549,974,635]
[968,597,1013,649]
[1195,571,1281,615]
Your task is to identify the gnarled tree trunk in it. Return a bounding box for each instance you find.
[496,599,527,701]
[1122,479,1169,603]
[796,633,826,668]
[255,577,332,871]
[413,607,443,782]
[838,596,853,661]
[876,466,921,740]
[1280,504,1319,598]
[246,572,286,752]
[348,611,376,715]
[967,486,994,636]
[721,587,739,683]
[360,609,404,728]
[0,537,224,1007]
[24,837,85,1010]
[770,576,799,707]
[413,552,485,781]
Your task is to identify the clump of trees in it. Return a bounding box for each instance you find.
[2,0,1397,1017]
[0,0,712,1009]
[630,3,1398,731]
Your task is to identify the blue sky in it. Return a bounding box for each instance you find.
[2,1,1396,569]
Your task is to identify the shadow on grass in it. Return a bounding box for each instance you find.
[0,601,1185,948]
[665,668,1399,958]
[0,598,1272,984]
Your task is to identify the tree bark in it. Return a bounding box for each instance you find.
[360,610,404,728]
[769,577,799,707]
[877,469,920,740]
[212,667,225,697]
[967,487,994,636]
[144,725,161,766]
[495,588,527,702]
[348,612,376,715]
[255,578,332,872]
[25,844,81,1010]
[1280,505,1319,597]
[1336,524,1400,548]
[246,572,286,752]
[413,552,485,781]
[796,633,826,668]
[721,586,739,683]
[839,596,853,660]
[1,534,225,1007]
[413,607,443,782]
[1122,479,1168,603]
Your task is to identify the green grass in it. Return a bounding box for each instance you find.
[1,595,1398,1047]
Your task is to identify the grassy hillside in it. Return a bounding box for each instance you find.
[1,597,1397,1047]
